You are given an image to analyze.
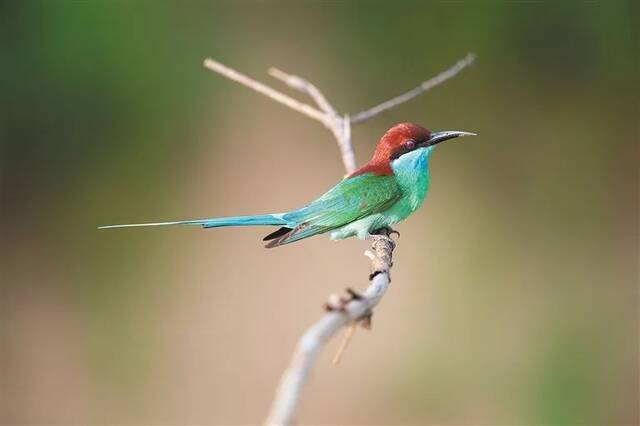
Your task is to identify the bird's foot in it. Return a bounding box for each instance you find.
[374,226,400,238]
[367,226,399,247]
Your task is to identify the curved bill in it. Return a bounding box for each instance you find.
[425,130,477,147]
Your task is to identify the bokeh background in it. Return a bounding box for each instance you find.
[1,1,638,424]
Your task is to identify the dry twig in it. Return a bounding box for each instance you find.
[332,321,357,365]
[202,53,475,425]
[350,53,476,124]
[265,234,395,425]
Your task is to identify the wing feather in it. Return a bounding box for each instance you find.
[266,173,401,247]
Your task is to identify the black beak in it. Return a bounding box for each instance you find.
[425,130,476,147]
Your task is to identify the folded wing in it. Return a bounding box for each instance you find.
[265,173,402,247]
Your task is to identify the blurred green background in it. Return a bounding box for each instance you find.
[1,1,637,424]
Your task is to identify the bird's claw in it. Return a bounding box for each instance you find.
[389,229,400,238]
[367,227,399,249]
[371,226,400,238]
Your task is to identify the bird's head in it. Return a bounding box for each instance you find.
[348,123,476,177]
[372,123,476,164]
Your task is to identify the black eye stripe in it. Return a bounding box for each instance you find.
[391,146,412,160]
[390,139,424,160]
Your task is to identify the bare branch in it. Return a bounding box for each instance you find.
[332,321,357,365]
[268,67,338,118]
[351,53,476,124]
[334,114,355,174]
[265,236,395,426]
[203,58,330,126]
[267,67,356,173]
[204,58,357,174]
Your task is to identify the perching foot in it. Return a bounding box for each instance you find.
[370,226,399,238]
[367,227,399,248]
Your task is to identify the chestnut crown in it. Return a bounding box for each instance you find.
[372,123,432,163]
[348,123,475,177]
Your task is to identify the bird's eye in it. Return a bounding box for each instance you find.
[405,139,416,149]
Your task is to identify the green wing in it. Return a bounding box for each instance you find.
[266,173,402,247]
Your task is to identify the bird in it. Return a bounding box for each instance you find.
[99,123,475,247]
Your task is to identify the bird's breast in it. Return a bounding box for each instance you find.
[390,148,432,211]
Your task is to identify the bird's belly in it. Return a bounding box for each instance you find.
[329,214,389,240]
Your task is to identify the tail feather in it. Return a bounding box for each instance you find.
[98,214,288,230]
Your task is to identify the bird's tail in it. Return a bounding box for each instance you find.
[98,213,288,230]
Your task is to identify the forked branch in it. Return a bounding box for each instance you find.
[203,53,474,174]
[202,53,475,425]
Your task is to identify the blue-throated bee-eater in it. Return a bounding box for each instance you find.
[99,123,475,247]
